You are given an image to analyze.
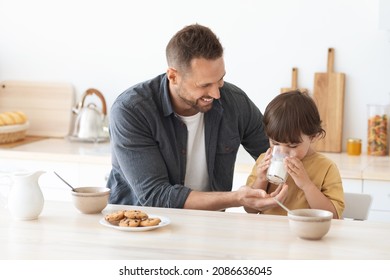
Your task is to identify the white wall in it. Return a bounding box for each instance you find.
[1,0,389,152]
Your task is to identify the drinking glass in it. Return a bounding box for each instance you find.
[266,146,288,184]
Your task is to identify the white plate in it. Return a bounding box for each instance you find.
[99,215,170,232]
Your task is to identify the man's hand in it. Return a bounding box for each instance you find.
[238,184,288,213]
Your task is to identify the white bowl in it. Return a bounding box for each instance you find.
[288,209,333,240]
[71,187,110,214]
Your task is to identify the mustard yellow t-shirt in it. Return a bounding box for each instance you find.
[246,152,345,218]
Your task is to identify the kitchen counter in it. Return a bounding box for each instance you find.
[1,200,389,260]
[1,138,390,180]
[0,138,111,165]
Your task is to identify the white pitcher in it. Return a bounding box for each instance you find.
[7,171,45,220]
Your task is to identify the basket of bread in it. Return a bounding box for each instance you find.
[0,111,29,144]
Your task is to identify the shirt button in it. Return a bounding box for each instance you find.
[181,149,186,155]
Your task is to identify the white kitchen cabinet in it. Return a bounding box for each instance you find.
[0,157,111,202]
[363,180,390,211]
[342,178,363,193]
[335,178,390,222]
[363,180,390,222]
[368,210,390,222]
[380,0,390,30]
[78,163,111,187]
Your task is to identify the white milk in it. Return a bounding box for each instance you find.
[266,146,288,184]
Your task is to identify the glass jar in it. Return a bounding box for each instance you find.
[347,138,361,156]
[367,104,389,156]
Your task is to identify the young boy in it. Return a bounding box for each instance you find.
[245,90,344,218]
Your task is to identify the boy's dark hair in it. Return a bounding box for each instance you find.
[263,90,326,144]
[166,24,224,72]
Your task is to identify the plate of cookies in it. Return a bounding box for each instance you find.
[100,209,170,232]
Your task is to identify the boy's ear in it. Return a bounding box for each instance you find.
[311,133,321,143]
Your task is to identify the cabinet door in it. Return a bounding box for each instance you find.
[342,178,363,193]
[363,180,390,222]
[363,180,390,211]
[78,163,112,187]
[368,210,390,222]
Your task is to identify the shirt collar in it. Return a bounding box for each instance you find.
[161,74,174,117]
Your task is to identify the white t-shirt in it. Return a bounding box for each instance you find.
[178,112,210,191]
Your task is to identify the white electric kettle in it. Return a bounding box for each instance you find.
[71,88,109,141]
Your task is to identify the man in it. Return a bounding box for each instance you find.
[107,24,287,211]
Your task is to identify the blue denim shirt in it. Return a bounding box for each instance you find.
[107,74,269,208]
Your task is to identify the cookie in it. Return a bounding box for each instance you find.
[124,210,148,220]
[119,218,140,227]
[105,210,125,223]
[140,217,161,227]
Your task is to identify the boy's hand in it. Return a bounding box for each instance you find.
[285,157,311,191]
[256,148,272,182]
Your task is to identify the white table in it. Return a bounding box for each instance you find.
[1,201,389,260]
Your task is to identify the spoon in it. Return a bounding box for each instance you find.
[54,171,77,192]
[272,197,292,214]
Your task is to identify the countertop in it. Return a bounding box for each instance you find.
[0,138,111,165]
[1,138,390,181]
[1,200,389,260]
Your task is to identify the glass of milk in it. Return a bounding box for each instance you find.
[266,146,288,184]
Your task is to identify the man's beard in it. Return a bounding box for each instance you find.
[177,90,214,113]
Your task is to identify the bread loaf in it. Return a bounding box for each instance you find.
[0,111,28,126]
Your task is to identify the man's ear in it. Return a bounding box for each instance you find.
[167,67,178,84]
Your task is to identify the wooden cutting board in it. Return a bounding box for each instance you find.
[281,68,307,93]
[0,80,75,137]
[313,48,346,152]
[0,135,48,149]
